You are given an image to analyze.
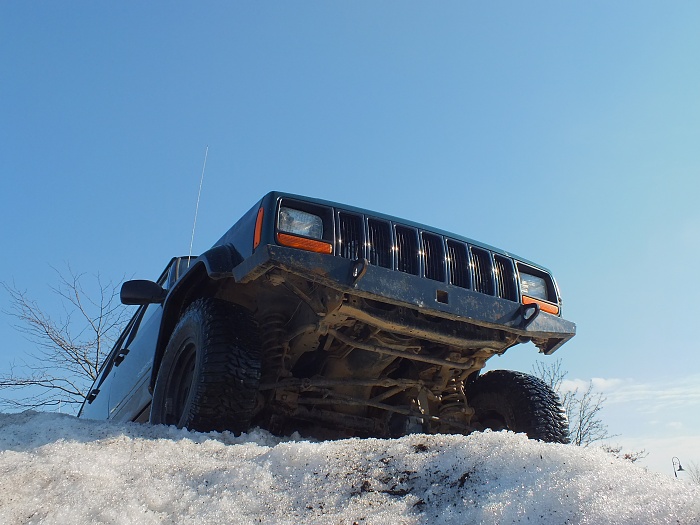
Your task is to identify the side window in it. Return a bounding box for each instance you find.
[84,257,179,413]
[159,269,170,291]
[91,257,175,388]
[89,306,141,391]
[159,255,191,290]
[174,256,194,285]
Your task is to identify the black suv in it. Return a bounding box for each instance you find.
[79,192,575,443]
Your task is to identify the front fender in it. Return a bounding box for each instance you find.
[195,244,244,280]
[148,244,244,392]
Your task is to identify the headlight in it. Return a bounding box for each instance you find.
[520,273,548,301]
[278,207,323,239]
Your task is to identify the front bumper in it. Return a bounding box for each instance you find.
[231,244,576,354]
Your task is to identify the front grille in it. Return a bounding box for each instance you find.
[494,254,517,301]
[338,212,363,260]
[334,211,519,303]
[395,226,419,275]
[447,240,470,289]
[470,247,494,296]
[367,219,391,268]
[422,232,445,282]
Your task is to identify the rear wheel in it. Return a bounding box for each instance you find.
[150,298,262,433]
[467,369,569,444]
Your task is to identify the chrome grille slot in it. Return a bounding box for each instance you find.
[446,240,470,289]
[367,219,392,268]
[470,246,494,295]
[422,232,445,282]
[395,225,419,275]
[494,254,517,301]
[338,212,363,260]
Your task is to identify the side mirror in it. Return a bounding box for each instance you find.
[120,280,167,305]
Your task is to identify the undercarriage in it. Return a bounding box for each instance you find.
[227,271,522,439]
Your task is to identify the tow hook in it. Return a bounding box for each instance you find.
[521,302,540,327]
[351,258,369,285]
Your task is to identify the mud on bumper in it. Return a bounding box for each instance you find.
[229,245,576,354]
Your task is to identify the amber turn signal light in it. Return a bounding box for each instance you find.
[253,208,264,249]
[277,232,333,254]
[522,295,560,316]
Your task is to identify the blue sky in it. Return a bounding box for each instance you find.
[2,3,699,477]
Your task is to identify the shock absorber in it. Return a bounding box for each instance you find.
[439,377,473,431]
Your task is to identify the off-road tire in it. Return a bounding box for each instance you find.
[150,298,262,433]
[467,369,570,444]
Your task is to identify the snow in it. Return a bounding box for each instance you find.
[1,412,698,525]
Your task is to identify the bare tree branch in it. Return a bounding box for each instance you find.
[533,358,616,447]
[0,267,131,412]
[534,362,647,461]
[600,444,648,464]
[686,461,700,485]
[570,382,612,447]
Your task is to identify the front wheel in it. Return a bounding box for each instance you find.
[150,298,262,433]
[467,370,570,444]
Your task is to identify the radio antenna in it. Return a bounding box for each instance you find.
[188,145,208,266]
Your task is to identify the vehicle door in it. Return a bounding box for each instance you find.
[107,262,174,422]
[79,307,140,420]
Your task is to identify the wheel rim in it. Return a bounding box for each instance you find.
[478,410,508,431]
[164,340,197,426]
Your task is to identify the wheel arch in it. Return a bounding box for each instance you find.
[149,244,244,392]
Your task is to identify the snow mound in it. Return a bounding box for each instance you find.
[0,412,698,525]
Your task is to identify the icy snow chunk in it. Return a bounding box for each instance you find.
[0,412,699,525]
